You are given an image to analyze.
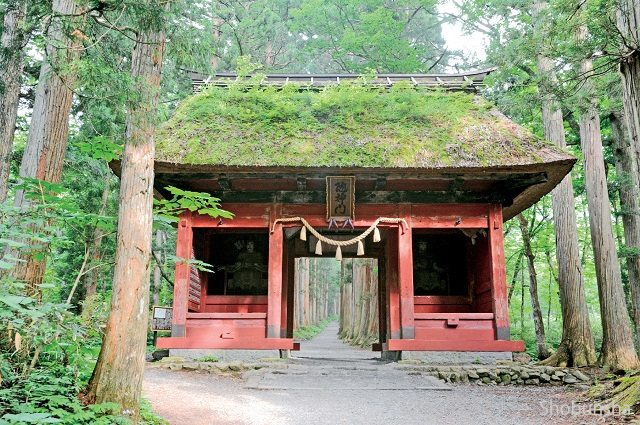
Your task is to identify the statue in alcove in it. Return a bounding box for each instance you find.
[413,240,449,295]
[223,240,267,295]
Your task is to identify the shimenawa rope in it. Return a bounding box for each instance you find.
[270,217,408,260]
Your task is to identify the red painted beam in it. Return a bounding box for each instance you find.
[488,204,510,340]
[186,312,267,319]
[414,313,495,320]
[188,203,493,230]
[157,336,298,350]
[414,295,472,305]
[410,204,489,228]
[283,203,399,219]
[385,338,525,352]
[410,216,488,228]
[410,204,490,216]
[205,295,268,304]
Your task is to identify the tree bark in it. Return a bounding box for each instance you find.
[611,112,640,334]
[152,230,165,307]
[10,0,83,295]
[616,1,640,175]
[533,2,596,367]
[577,25,638,371]
[0,0,28,202]
[86,7,167,419]
[517,214,551,359]
[508,253,523,304]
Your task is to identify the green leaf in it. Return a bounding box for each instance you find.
[0,295,33,309]
[0,260,14,270]
[2,412,61,423]
[0,238,27,248]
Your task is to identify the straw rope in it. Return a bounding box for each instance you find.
[270,217,408,247]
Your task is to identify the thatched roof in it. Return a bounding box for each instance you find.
[152,73,575,219]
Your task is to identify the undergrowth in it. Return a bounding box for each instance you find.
[294,316,336,340]
[0,281,166,425]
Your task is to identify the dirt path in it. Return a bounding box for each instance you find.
[143,323,604,425]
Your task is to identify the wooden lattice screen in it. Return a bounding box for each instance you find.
[187,248,202,312]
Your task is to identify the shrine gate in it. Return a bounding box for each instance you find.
[150,70,575,356]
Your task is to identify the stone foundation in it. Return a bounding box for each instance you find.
[169,349,281,362]
[396,362,592,386]
[154,356,593,388]
[400,351,513,365]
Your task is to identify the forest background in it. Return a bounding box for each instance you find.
[1,0,639,423]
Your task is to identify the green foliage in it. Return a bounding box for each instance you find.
[75,137,122,163]
[0,280,121,424]
[0,178,116,275]
[195,355,219,363]
[0,279,166,424]
[294,316,336,340]
[504,195,603,359]
[290,0,450,72]
[153,186,233,223]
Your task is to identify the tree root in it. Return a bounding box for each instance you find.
[538,340,596,368]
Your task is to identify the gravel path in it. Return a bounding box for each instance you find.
[143,323,609,425]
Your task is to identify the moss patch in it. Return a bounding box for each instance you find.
[586,370,640,416]
[293,316,335,340]
[156,82,565,168]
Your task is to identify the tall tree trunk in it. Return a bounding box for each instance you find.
[367,259,379,339]
[152,229,165,307]
[10,0,82,295]
[536,70,597,366]
[84,173,111,303]
[86,7,167,419]
[577,25,638,371]
[517,214,551,359]
[304,258,310,327]
[611,112,640,334]
[508,253,523,304]
[534,2,596,367]
[0,0,27,202]
[616,1,640,175]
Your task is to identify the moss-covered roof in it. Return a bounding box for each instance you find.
[155,82,573,169]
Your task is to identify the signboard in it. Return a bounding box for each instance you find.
[152,306,173,331]
[326,176,355,221]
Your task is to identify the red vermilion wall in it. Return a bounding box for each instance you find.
[157,202,523,352]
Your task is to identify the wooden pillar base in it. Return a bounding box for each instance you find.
[279,349,290,359]
[496,326,510,340]
[381,350,401,361]
[171,324,186,338]
[401,326,415,339]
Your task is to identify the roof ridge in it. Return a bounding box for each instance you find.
[189,68,497,93]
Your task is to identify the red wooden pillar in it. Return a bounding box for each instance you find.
[281,236,294,338]
[386,229,401,340]
[267,204,283,338]
[172,212,193,337]
[488,204,510,340]
[398,205,415,339]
